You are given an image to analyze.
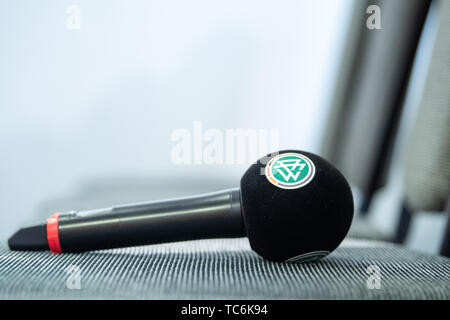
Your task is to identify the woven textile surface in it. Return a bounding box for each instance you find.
[0,238,449,299]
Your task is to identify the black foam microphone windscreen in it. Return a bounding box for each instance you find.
[241,150,354,262]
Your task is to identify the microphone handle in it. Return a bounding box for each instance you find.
[57,188,245,252]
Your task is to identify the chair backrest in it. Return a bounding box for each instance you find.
[321,0,431,214]
[403,0,450,213]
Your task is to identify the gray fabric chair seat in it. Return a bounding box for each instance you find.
[0,238,448,299]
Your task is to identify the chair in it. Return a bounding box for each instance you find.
[0,0,449,300]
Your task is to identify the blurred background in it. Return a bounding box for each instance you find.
[0,0,448,256]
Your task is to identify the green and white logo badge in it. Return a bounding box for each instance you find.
[265,152,315,189]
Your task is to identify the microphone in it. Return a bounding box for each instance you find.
[8,150,354,262]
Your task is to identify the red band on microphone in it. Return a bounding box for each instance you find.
[47,213,62,254]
